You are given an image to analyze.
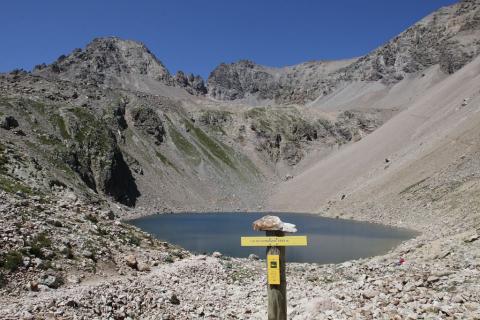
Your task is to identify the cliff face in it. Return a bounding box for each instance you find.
[208,0,480,104]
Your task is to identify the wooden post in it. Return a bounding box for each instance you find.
[243,215,305,320]
[266,230,287,320]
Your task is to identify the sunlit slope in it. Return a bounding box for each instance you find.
[269,55,480,213]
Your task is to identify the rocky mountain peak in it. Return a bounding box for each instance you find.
[32,37,207,95]
[33,37,168,84]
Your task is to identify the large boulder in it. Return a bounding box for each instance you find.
[0,116,19,130]
[39,273,63,289]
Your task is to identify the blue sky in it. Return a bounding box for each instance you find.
[1,0,457,78]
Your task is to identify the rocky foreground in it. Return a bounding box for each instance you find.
[0,187,479,320]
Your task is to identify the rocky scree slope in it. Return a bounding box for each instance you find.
[208,0,480,104]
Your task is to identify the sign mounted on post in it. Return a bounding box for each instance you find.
[267,254,281,285]
[241,236,308,247]
[241,215,309,320]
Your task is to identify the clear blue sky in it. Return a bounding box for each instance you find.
[1,0,457,78]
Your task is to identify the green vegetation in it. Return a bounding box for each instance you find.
[68,107,109,147]
[50,114,70,139]
[1,251,23,272]
[29,233,52,258]
[244,107,267,118]
[164,254,174,263]
[27,99,47,114]
[0,143,7,174]
[155,151,180,173]
[0,272,6,288]
[184,120,236,169]
[167,122,201,165]
[128,234,141,246]
[37,134,63,146]
[0,175,34,195]
[70,106,96,123]
[0,97,15,110]
[65,107,116,165]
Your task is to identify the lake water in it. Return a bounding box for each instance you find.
[129,212,416,264]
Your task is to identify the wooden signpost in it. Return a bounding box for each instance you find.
[241,215,308,320]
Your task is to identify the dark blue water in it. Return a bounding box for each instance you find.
[129,212,416,264]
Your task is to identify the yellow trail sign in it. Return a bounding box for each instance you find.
[241,236,308,247]
[267,255,281,284]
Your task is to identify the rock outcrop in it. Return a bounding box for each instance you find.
[131,106,165,145]
[0,115,19,130]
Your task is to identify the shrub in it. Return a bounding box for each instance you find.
[2,251,23,272]
[29,232,52,258]
[128,234,141,246]
[29,245,43,258]
[32,233,52,248]
[0,272,6,288]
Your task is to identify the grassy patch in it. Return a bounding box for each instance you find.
[28,100,47,114]
[0,175,34,195]
[68,107,101,144]
[244,107,267,119]
[1,251,23,272]
[37,134,63,146]
[185,121,236,169]
[29,232,52,258]
[67,107,115,158]
[50,114,70,139]
[70,107,96,123]
[168,123,201,165]
[0,142,7,174]
[155,151,181,173]
[0,97,15,110]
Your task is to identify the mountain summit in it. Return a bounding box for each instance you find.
[33,37,207,96]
